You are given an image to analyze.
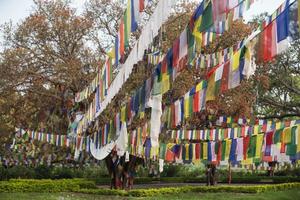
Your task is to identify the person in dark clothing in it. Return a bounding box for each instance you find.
[210,164,217,185]
[206,164,211,186]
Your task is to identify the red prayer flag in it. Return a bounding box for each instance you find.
[195,143,200,160]
[243,136,250,160]
[220,61,230,93]
[173,38,180,69]
[193,91,200,112]
[119,20,125,56]
[162,57,167,73]
[241,126,245,137]
[165,150,174,162]
[139,0,144,12]
[263,21,277,61]
[280,143,286,153]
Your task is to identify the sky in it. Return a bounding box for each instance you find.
[0,0,289,49]
[0,0,288,26]
[0,0,87,26]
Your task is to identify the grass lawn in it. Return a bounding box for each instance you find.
[0,189,299,200]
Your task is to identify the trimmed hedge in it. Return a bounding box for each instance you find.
[73,183,300,197]
[1,179,299,197]
[0,179,96,193]
[93,176,300,185]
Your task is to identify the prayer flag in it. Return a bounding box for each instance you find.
[131,0,138,32]
[220,61,230,92]
[199,1,213,32]
[276,0,290,54]
[119,19,125,56]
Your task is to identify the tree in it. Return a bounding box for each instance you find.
[254,38,300,118]
[0,0,99,134]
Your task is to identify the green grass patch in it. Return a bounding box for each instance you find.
[1,179,300,198]
[0,189,300,200]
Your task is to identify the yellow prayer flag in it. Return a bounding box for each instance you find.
[184,94,190,119]
[203,142,208,160]
[225,139,232,160]
[205,73,216,102]
[185,144,189,160]
[121,106,126,122]
[255,134,264,159]
[227,117,232,123]
[283,127,292,144]
[108,48,115,59]
[253,125,259,135]
[234,127,238,138]
[161,74,170,94]
[232,50,241,71]
[242,158,253,165]
[193,17,203,51]
[196,81,204,92]
[140,111,145,119]
[151,146,159,158]
[275,122,281,130]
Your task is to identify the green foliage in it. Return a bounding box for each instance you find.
[72,183,300,197]
[51,167,76,179]
[0,165,108,180]
[274,167,300,177]
[34,165,52,179]
[6,166,35,179]
[82,165,109,179]
[0,179,96,193]
[89,176,300,186]
[160,164,205,177]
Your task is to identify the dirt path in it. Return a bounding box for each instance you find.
[97,182,265,189]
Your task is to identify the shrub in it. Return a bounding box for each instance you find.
[82,165,109,179]
[34,165,52,179]
[51,167,74,179]
[0,166,8,180]
[0,179,96,193]
[7,166,35,179]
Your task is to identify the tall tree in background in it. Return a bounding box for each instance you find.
[0,0,99,134]
[254,38,300,118]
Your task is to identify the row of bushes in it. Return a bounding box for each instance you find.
[160,164,300,178]
[0,178,299,196]
[1,164,300,181]
[0,179,96,193]
[73,183,300,197]
[0,164,109,180]
[93,176,300,185]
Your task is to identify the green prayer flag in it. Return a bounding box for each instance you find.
[198,1,213,32]
[187,26,195,64]
[221,140,226,161]
[124,11,129,48]
[247,135,257,158]
[274,128,283,144]
[286,144,297,156]
[159,143,167,159]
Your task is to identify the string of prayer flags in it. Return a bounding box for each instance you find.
[161,125,300,165]
[75,0,151,103]
[20,129,74,148]
[170,119,300,141]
